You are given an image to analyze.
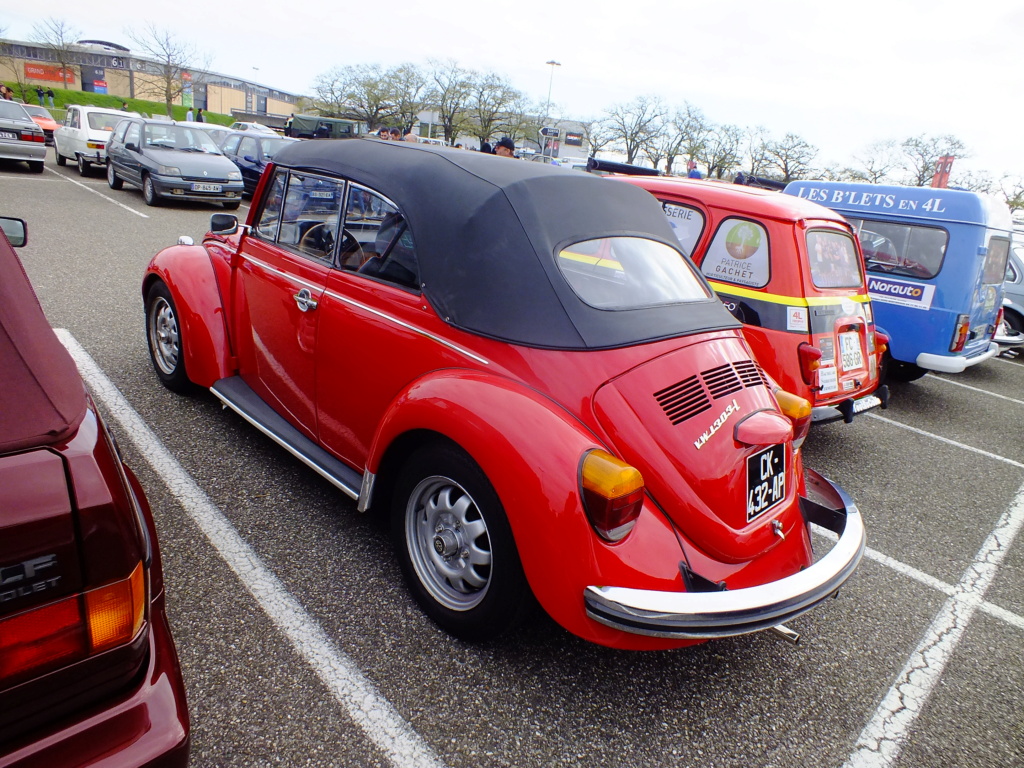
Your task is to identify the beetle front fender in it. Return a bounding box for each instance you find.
[143,245,233,388]
[368,370,691,649]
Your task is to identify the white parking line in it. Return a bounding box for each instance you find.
[843,479,1024,768]
[56,330,447,768]
[46,166,149,218]
[866,413,1024,469]
[927,373,1024,406]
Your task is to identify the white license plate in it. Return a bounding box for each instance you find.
[746,444,786,522]
[839,331,865,371]
[0,130,16,140]
[309,190,334,199]
[191,182,222,192]
[818,365,838,394]
[853,394,882,414]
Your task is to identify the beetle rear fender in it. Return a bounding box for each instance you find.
[143,245,234,388]
[367,370,691,647]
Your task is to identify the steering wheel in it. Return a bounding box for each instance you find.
[298,222,334,255]
[338,229,366,268]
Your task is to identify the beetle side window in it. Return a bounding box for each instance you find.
[254,170,287,242]
[344,184,420,290]
[806,230,863,289]
[700,218,770,288]
[252,170,343,263]
[659,201,705,258]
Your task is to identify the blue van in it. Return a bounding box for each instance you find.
[783,181,1012,381]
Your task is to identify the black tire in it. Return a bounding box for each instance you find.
[55,150,67,166]
[77,154,90,176]
[223,200,241,210]
[882,351,928,383]
[392,442,532,642]
[1005,309,1023,334]
[29,160,44,174]
[142,174,160,206]
[145,282,193,394]
[107,161,123,190]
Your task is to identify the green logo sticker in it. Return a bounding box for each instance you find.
[725,222,761,260]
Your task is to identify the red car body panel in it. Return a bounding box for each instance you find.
[141,142,865,649]
[615,176,886,421]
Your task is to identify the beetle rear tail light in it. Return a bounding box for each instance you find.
[580,449,644,542]
[773,388,812,450]
[797,343,822,386]
[0,562,147,686]
[950,314,971,352]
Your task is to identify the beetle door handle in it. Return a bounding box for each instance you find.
[293,288,318,312]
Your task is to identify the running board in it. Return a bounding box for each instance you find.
[210,377,363,502]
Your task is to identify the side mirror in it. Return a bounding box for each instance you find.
[242,155,257,163]
[0,216,27,247]
[210,213,238,235]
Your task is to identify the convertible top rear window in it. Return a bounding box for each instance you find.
[557,237,711,310]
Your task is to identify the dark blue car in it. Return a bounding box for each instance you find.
[219,131,299,197]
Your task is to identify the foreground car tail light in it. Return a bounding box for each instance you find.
[0,562,146,686]
[993,307,1005,338]
[773,388,812,449]
[580,449,644,542]
[950,314,971,352]
[797,343,822,386]
[874,329,889,355]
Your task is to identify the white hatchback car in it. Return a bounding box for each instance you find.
[54,105,139,176]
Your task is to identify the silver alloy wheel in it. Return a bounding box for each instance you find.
[77,154,87,175]
[148,294,179,375]
[405,475,492,611]
[143,175,157,205]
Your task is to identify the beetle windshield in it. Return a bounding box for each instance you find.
[557,237,712,310]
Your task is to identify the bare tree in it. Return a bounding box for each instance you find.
[578,117,616,158]
[645,118,686,174]
[389,63,431,132]
[125,24,208,117]
[999,176,1024,213]
[464,72,520,149]
[675,104,712,172]
[900,134,967,187]
[313,64,395,130]
[427,59,473,145]
[743,126,773,177]
[500,94,541,147]
[31,17,80,88]
[850,140,901,184]
[605,96,664,164]
[765,132,818,182]
[698,124,743,179]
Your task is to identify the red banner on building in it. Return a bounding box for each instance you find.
[23,63,77,84]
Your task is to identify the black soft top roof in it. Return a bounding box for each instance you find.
[270,139,738,349]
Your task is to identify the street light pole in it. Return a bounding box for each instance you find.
[543,60,561,158]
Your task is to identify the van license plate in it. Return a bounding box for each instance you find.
[191,183,222,192]
[746,444,786,522]
[839,331,865,371]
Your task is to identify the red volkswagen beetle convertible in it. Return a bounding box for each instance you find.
[142,140,865,650]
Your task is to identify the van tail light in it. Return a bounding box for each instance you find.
[772,388,812,450]
[874,330,890,355]
[994,307,1005,338]
[0,562,147,687]
[580,449,644,542]
[797,343,823,386]
[950,314,971,352]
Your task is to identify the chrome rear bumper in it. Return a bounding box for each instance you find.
[584,470,865,639]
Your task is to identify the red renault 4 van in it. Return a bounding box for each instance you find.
[612,172,889,424]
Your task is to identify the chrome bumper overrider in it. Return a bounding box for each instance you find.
[584,471,865,639]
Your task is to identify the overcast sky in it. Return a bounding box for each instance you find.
[5,1,1023,180]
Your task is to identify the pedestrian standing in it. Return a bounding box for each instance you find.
[46,88,55,108]
[35,86,44,106]
[186,107,194,122]
[196,108,204,122]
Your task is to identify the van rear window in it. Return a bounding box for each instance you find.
[982,238,1009,285]
[847,218,948,280]
[806,231,863,289]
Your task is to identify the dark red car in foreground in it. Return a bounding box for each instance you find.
[0,218,189,767]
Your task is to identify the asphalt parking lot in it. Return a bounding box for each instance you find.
[2,156,1022,768]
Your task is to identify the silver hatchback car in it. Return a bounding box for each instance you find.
[0,100,46,173]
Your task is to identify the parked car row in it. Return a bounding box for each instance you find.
[0,100,46,173]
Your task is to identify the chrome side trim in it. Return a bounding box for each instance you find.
[584,473,866,639]
[241,254,324,294]
[323,289,490,366]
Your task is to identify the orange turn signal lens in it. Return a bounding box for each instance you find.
[85,561,146,652]
[580,449,644,542]
[773,389,812,420]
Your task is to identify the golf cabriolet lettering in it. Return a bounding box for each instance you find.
[693,398,741,450]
